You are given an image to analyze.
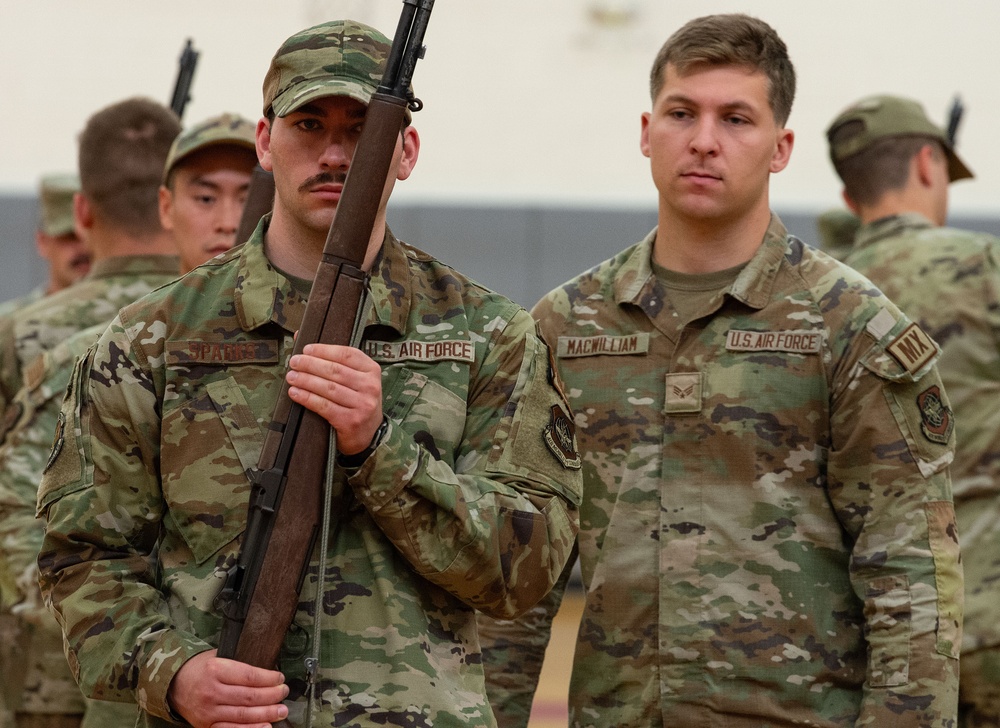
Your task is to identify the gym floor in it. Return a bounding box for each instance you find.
[525,590,585,728]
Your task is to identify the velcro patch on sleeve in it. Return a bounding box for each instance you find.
[544,404,581,469]
[886,323,939,375]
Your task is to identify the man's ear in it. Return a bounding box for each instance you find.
[158,185,175,232]
[914,144,937,187]
[396,125,420,181]
[841,188,860,216]
[256,117,274,172]
[73,192,93,238]
[769,128,794,174]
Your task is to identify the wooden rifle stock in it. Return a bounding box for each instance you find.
[215,0,434,669]
[235,165,275,246]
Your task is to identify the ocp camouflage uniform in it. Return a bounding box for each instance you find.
[37,221,582,727]
[0,287,45,321]
[844,212,1000,725]
[0,257,178,728]
[479,214,962,727]
[0,255,180,418]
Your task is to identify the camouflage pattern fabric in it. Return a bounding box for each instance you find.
[479,214,962,727]
[844,212,1000,724]
[0,287,45,321]
[36,220,582,727]
[0,255,180,418]
[0,259,179,724]
[162,112,256,183]
[814,207,860,262]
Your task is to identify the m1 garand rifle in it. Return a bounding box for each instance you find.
[169,38,199,119]
[234,165,276,246]
[946,94,964,148]
[216,0,435,670]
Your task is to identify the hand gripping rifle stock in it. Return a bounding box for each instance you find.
[215,0,435,670]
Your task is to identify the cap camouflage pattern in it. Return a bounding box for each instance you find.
[163,112,257,183]
[263,19,394,117]
[38,173,79,237]
[826,94,973,181]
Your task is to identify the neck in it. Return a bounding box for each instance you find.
[855,191,939,227]
[87,221,176,262]
[653,201,772,274]
[264,205,387,280]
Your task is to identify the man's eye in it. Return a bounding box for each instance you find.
[297,119,321,131]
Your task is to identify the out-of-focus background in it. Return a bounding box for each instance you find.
[2,0,999,310]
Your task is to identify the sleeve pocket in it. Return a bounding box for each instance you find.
[863,574,912,687]
[925,500,963,659]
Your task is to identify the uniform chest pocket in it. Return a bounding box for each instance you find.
[161,378,263,565]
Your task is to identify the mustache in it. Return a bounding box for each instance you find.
[298,171,347,193]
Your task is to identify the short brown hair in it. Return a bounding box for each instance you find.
[78,97,181,236]
[649,14,796,126]
[831,123,941,206]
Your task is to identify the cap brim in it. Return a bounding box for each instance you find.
[271,78,374,117]
[945,146,974,182]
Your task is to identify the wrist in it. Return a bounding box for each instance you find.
[337,415,388,469]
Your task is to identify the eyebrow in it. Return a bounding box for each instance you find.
[662,93,759,115]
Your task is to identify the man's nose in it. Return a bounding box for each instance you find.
[689,118,720,155]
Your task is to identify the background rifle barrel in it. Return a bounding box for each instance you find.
[169,38,199,119]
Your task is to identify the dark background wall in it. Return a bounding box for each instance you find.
[3,195,999,311]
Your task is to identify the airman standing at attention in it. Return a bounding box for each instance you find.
[0,96,180,728]
[36,20,581,728]
[480,14,962,727]
[827,93,1000,728]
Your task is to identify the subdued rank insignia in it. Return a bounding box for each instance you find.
[664,372,703,414]
[917,385,954,444]
[544,405,581,469]
[44,412,67,474]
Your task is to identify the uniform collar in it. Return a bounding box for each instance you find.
[86,254,179,280]
[614,212,792,314]
[235,217,410,335]
[854,212,934,252]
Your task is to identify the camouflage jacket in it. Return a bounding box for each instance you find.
[845,213,1000,653]
[0,325,106,718]
[0,256,180,419]
[37,222,582,727]
[480,215,962,727]
[0,285,45,320]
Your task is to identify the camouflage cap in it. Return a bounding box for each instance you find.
[262,19,396,118]
[826,95,973,181]
[163,112,257,183]
[38,173,79,237]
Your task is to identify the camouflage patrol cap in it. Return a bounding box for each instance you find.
[263,19,399,118]
[38,174,79,236]
[826,95,973,181]
[163,112,257,183]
